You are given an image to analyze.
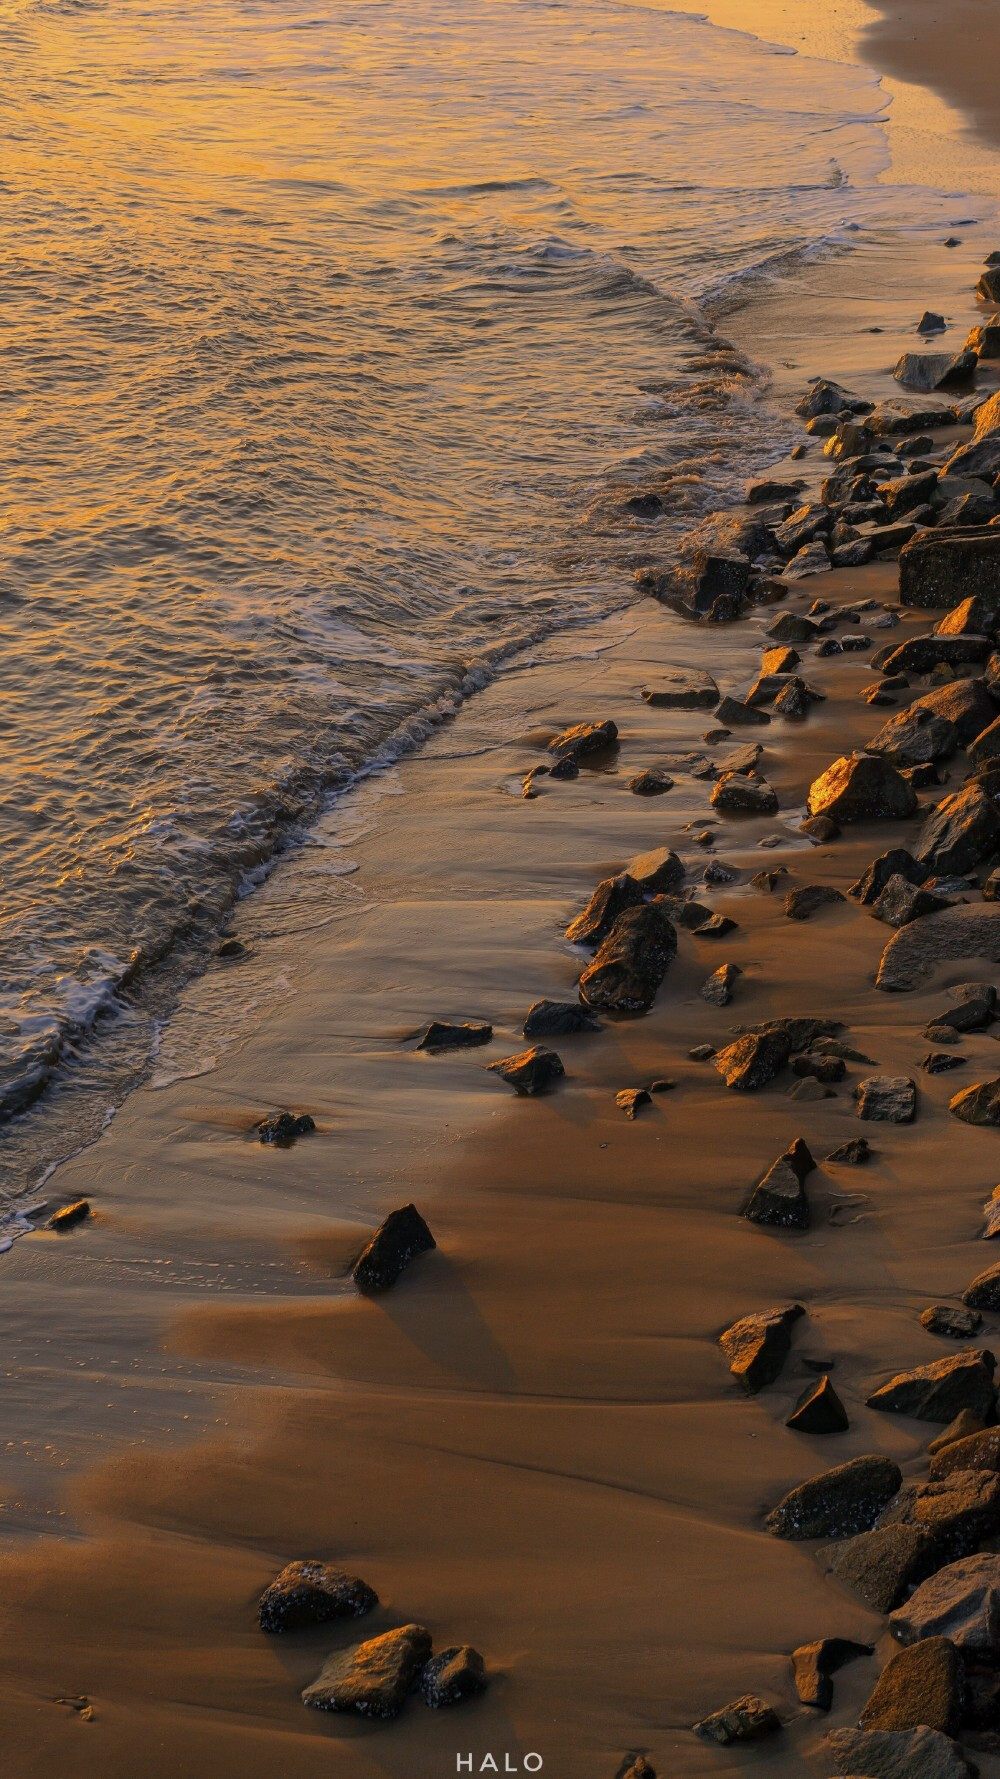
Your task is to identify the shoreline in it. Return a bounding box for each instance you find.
[5,218,1000,1777]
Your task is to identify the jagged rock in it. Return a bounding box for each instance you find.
[488,1046,564,1095]
[715,695,770,727]
[867,1350,997,1423]
[877,906,1000,992]
[522,1000,600,1038]
[774,676,814,717]
[963,1262,1000,1310]
[695,913,738,937]
[909,678,999,744]
[761,644,800,675]
[797,377,865,419]
[302,1623,433,1717]
[857,1075,916,1122]
[917,783,1000,874]
[737,1016,841,1050]
[829,1523,937,1613]
[900,525,1000,609]
[548,720,618,760]
[827,1137,871,1164]
[969,714,1000,768]
[701,963,741,1006]
[719,1303,805,1392]
[628,769,674,796]
[549,754,579,781]
[919,312,948,334]
[808,753,917,824]
[710,772,778,814]
[352,1204,436,1291]
[826,1726,974,1779]
[969,317,1000,358]
[565,874,643,946]
[923,1306,984,1341]
[894,349,976,392]
[952,1078,1000,1127]
[693,1695,780,1746]
[867,705,958,765]
[786,1375,849,1434]
[849,848,928,904]
[640,669,719,709]
[257,1111,316,1145]
[872,876,953,929]
[784,540,831,579]
[774,503,831,553]
[416,1020,493,1052]
[833,536,876,568]
[743,1139,814,1229]
[626,848,685,895]
[789,1076,835,1103]
[931,1428,1000,1479]
[887,1470,1000,1558]
[933,984,998,1032]
[879,468,940,515]
[766,1454,902,1540]
[420,1646,488,1708]
[616,1087,650,1119]
[258,1562,378,1633]
[784,884,845,921]
[579,904,676,1013]
[715,1030,791,1091]
[939,490,1000,527]
[792,1638,871,1711]
[861,1638,963,1736]
[891,1552,1000,1656]
[935,595,1000,636]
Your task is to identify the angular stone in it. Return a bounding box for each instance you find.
[868,397,957,435]
[969,714,1000,768]
[867,1350,997,1423]
[917,783,1000,875]
[808,753,916,824]
[891,1552,1000,1656]
[792,1638,871,1711]
[826,1726,974,1779]
[565,874,643,946]
[943,436,1000,479]
[420,1646,488,1708]
[922,1306,984,1341]
[935,595,1000,636]
[952,1078,1000,1127]
[829,1523,937,1613]
[522,1000,599,1038]
[579,904,676,1014]
[802,812,840,842]
[766,611,821,643]
[786,1375,849,1434]
[701,963,741,1006]
[849,848,928,905]
[626,847,685,895]
[628,769,674,796]
[352,1204,436,1292]
[877,905,1000,992]
[743,1139,814,1229]
[640,670,718,709]
[302,1623,433,1717]
[857,1075,916,1123]
[895,1469,1000,1557]
[894,350,976,393]
[693,1695,780,1746]
[866,705,957,766]
[719,1303,806,1392]
[761,644,800,675]
[715,696,770,727]
[784,884,845,921]
[796,377,865,419]
[416,1020,493,1052]
[874,634,990,674]
[710,772,778,814]
[615,1087,650,1119]
[900,525,1000,609]
[257,1111,316,1145]
[715,1030,791,1091]
[548,720,618,760]
[861,1638,963,1736]
[793,1052,845,1084]
[258,1561,378,1633]
[963,1262,1000,1310]
[766,1454,902,1540]
[747,477,806,504]
[692,913,737,937]
[827,1137,871,1165]
[738,1016,842,1050]
[488,1046,565,1096]
[872,876,953,929]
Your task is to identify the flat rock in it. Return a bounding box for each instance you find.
[874,634,990,674]
[548,720,618,760]
[710,772,778,814]
[579,904,676,1014]
[867,1350,997,1422]
[258,1561,378,1633]
[302,1623,432,1717]
[693,1695,780,1746]
[827,1726,974,1779]
[743,1139,814,1229]
[829,1523,937,1613]
[857,1075,916,1122]
[565,873,643,946]
[860,1637,963,1736]
[868,397,957,434]
[522,1000,599,1038]
[352,1204,436,1292]
[784,884,845,921]
[792,1638,871,1711]
[715,1029,791,1091]
[420,1645,488,1708]
[488,1046,565,1095]
[416,1020,493,1052]
[877,905,1000,991]
[766,1454,902,1541]
[719,1303,805,1392]
[891,1552,1000,1656]
[808,753,917,824]
[640,669,718,708]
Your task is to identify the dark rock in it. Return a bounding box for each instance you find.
[938,491,1000,527]
[879,468,940,515]
[640,669,719,709]
[579,904,676,1014]
[689,1043,715,1061]
[929,1414,993,1460]
[549,753,580,782]
[710,772,778,814]
[826,1725,974,1779]
[548,720,618,760]
[900,526,1000,610]
[952,1078,1000,1127]
[523,1000,599,1038]
[49,1199,91,1231]
[985,867,1000,900]
[833,537,877,568]
[963,1262,1000,1311]
[416,1020,493,1053]
[719,1303,805,1392]
[868,397,957,435]
[616,1087,650,1119]
[693,1695,780,1746]
[714,696,770,727]
[917,783,1000,874]
[878,908,1000,992]
[923,1053,967,1074]
[969,714,1000,769]
[565,873,643,947]
[658,896,714,930]
[793,1052,845,1083]
[488,1046,565,1095]
[808,753,917,824]
[830,1523,938,1613]
[701,963,741,1006]
[217,938,246,958]
[258,1111,316,1145]
[751,867,788,892]
[860,1638,964,1736]
[420,1646,488,1708]
[894,350,976,393]
[743,1139,815,1230]
[872,876,954,929]
[679,552,753,614]
[302,1622,433,1717]
[868,1350,997,1423]
[867,705,957,766]
[874,634,991,674]
[891,1552,1000,1656]
[933,983,998,1032]
[775,502,831,554]
[617,1760,656,1779]
[258,1561,378,1633]
[918,313,948,334]
[827,1137,872,1164]
[628,769,674,796]
[715,1030,791,1092]
[692,913,737,937]
[912,678,999,744]
[766,1454,903,1540]
[796,377,865,419]
[792,1638,871,1712]
[352,1204,436,1292]
[943,433,1000,478]
[887,1469,1000,1558]
[787,1375,849,1434]
[783,540,832,579]
[626,847,685,895]
[849,848,928,904]
[857,1075,916,1122]
[703,861,737,885]
[747,477,807,504]
[784,884,845,921]
[766,611,821,643]
[969,317,1000,359]
[737,1015,842,1049]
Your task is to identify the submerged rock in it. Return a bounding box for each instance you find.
[352,1204,436,1292]
[579,904,676,1014]
[628,768,674,796]
[488,1046,565,1095]
[416,1020,493,1052]
[302,1623,433,1717]
[766,1454,902,1541]
[719,1303,805,1392]
[693,1695,780,1747]
[420,1646,488,1708]
[640,668,718,708]
[258,1562,378,1633]
[808,753,917,824]
[715,695,770,727]
[867,1350,997,1423]
[257,1110,316,1145]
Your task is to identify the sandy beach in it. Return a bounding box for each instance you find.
[4,5,1000,1779]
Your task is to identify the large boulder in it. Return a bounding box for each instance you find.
[899,526,1000,609]
[866,705,957,766]
[765,1454,902,1540]
[829,1523,938,1613]
[302,1623,433,1716]
[877,904,1000,990]
[867,1350,997,1423]
[909,677,999,743]
[860,1638,964,1735]
[579,904,676,1013]
[943,435,1000,479]
[969,713,1000,767]
[874,633,991,674]
[850,848,928,904]
[808,753,917,824]
[719,1303,805,1391]
[891,1551,1000,1656]
[826,1726,975,1779]
[916,782,1000,873]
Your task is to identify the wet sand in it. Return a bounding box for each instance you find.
[3,164,1000,1779]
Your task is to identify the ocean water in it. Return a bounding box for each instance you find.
[0,0,960,1200]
